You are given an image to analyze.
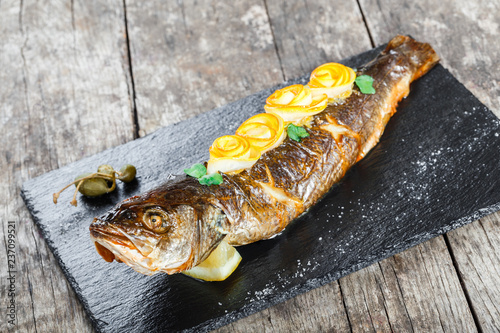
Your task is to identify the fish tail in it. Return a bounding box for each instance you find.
[385,35,440,80]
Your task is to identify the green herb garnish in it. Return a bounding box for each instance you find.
[183,163,207,178]
[198,173,224,186]
[355,75,376,94]
[287,124,310,142]
[184,163,223,186]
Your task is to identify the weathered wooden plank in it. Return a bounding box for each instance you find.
[359,0,500,117]
[4,0,497,332]
[0,0,134,331]
[265,0,372,80]
[339,262,412,332]
[359,1,500,331]
[404,237,478,332]
[333,237,477,332]
[125,0,283,135]
[447,212,500,332]
[0,2,33,331]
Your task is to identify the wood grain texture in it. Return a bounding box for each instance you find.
[359,0,500,117]
[446,212,500,332]
[315,237,476,333]
[359,1,500,331]
[265,0,372,80]
[2,0,499,331]
[0,0,133,331]
[339,262,412,332]
[125,0,283,135]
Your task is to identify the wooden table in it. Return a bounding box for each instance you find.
[2,0,499,332]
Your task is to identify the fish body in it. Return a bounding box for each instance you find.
[90,35,439,275]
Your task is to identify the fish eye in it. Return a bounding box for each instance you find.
[143,209,170,233]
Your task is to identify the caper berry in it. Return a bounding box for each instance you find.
[97,164,116,187]
[118,164,136,183]
[54,163,138,206]
[75,174,112,197]
[97,164,115,177]
[75,172,92,181]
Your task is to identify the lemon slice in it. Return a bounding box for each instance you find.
[183,240,242,281]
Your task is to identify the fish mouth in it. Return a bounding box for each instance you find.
[89,218,195,275]
[90,222,136,251]
[89,218,165,275]
[90,219,148,262]
[90,223,135,264]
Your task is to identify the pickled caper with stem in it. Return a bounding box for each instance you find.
[75,173,113,197]
[97,164,116,187]
[118,164,136,183]
[97,164,115,177]
[53,163,137,207]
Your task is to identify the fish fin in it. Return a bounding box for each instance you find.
[264,164,276,187]
[385,35,440,80]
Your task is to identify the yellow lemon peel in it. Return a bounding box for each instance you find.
[308,63,356,102]
[207,135,261,175]
[264,84,327,125]
[236,113,286,154]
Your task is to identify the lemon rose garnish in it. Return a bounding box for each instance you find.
[264,84,327,125]
[308,63,356,102]
[207,135,261,175]
[236,113,286,154]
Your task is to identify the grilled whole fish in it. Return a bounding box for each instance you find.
[90,36,439,275]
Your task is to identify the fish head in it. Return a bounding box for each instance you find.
[89,187,226,275]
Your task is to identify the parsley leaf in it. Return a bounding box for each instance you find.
[198,173,223,186]
[355,75,376,94]
[184,163,207,178]
[287,124,310,142]
[184,163,223,186]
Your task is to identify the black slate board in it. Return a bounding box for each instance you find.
[21,45,500,333]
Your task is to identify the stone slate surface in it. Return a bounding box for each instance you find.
[21,46,500,332]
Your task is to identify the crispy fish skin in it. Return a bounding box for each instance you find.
[213,35,439,244]
[90,35,439,275]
